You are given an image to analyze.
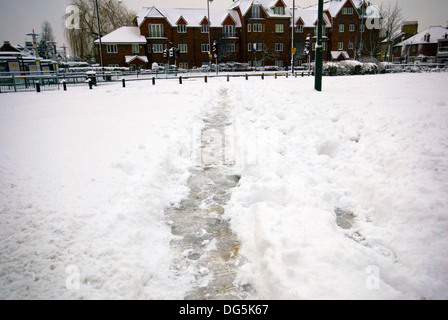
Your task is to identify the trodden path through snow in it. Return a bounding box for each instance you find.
[165,87,255,300]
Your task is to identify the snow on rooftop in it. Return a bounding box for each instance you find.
[95,26,147,44]
[397,26,448,46]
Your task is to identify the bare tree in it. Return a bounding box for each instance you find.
[64,0,135,61]
[38,21,55,59]
[380,1,404,62]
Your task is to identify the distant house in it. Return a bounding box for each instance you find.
[94,26,148,70]
[380,21,418,62]
[437,33,448,66]
[392,26,448,63]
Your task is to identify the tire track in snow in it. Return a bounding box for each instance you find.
[166,87,255,300]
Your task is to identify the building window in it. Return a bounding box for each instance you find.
[275,60,283,68]
[252,5,260,18]
[359,41,364,50]
[132,44,140,54]
[152,44,163,53]
[348,8,353,15]
[201,43,210,53]
[201,24,209,33]
[275,24,284,33]
[149,24,164,38]
[360,24,365,33]
[348,41,354,50]
[273,7,285,15]
[338,41,344,51]
[312,43,316,51]
[109,63,119,67]
[275,42,283,52]
[349,23,355,32]
[248,24,251,32]
[323,42,326,51]
[223,25,236,38]
[296,25,303,33]
[178,43,188,53]
[342,8,348,15]
[107,44,117,54]
[179,62,188,69]
[339,24,344,33]
[226,43,236,52]
[147,45,151,53]
[248,42,252,52]
[253,23,262,33]
[253,42,262,52]
[177,24,186,33]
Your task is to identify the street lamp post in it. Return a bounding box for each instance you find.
[291,0,295,74]
[94,0,104,70]
[314,0,324,91]
[207,0,213,69]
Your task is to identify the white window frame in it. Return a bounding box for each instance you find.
[255,42,262,52]
[275,24,284,33]
[178,43,188,53]
[179,62,188,69]
[349,23,355,32]
[339,24,344,33]
[253,23,262,33]
[275,42,283,52]
[223,25,235,37]
[338,41,344,51]
[132,44,139,54]
[273,7,285,15]
[348,8,353,15]
[248,42,252,52]
[152,44,163,53]
[201,43,210,53]
[342,8,348,15]
[248,24,251,32]
[360,24,365,33]
[201,24,209,33]
[149,24,164,38]
[296,25,303,33]
[177,24,187,34]
[107,44,117,54]
[348,41,354,50]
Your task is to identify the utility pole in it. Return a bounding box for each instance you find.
[207,0,213,69]
[314,0,324,91]
[94,0,104,70]
[291,0,295,74]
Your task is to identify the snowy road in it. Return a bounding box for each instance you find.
[1,73,447,299]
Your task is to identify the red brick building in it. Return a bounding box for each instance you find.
[96,0,381,69]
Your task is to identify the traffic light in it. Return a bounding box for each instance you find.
[169,48,174,58]
[303,34,311,57]
[163,49,168,58]
[212,41,218,59]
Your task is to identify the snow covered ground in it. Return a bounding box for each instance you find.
[0,73,447,299]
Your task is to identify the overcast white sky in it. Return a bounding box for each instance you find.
[0,0,446,52]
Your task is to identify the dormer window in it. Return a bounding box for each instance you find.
[273,7,285,15]
[252,5,261,18]
[177,24,186,33]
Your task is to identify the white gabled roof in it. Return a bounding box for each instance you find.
[231,0,291,18]
[331,50,350,59]
[95,27,147,44]
[125,55,149,64]
[397,26,448,46]
[294,8,331,28]
[137,7,242,28]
